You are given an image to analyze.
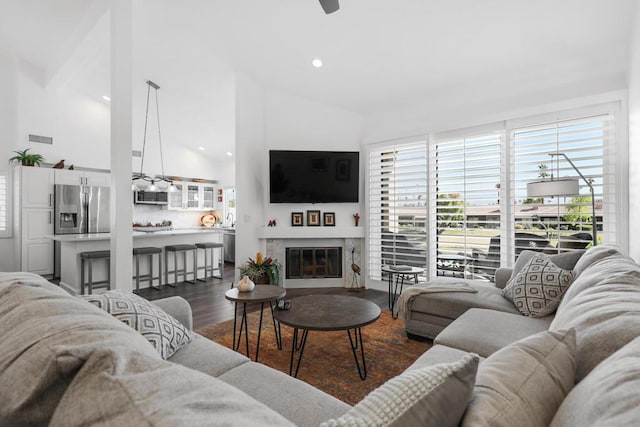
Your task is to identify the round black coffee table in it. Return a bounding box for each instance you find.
[225,285,286,362]
[274,294,381,380]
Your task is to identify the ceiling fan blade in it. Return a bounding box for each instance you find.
[319,0,339,14]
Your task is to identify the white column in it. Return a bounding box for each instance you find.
[110,0,133,292]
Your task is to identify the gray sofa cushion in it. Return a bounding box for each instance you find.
[461,329,576,427]
[50,347,295,427]
[219,361,351,427]
[550,335,640,426]
[572,245,621,277]
[434,308,553,357]
[0,277,158,426]
[409,282,520,319]
[322,354,479,427]
[550,273,640,381]
[406,345,484,372]
[558,249,635,310]
[169,334,250,377]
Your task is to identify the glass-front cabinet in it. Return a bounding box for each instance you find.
[167,181,219,211]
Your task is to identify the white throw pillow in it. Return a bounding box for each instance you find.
[321,354,479,427]
[81,290,192,359]
[502,253,576,317]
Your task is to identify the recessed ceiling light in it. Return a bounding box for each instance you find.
[312,58,323,68]
[102,95,111,101]
[198,146,205,151]
[226,152,233,157]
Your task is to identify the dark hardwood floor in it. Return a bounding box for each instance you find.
[137,262,389,330]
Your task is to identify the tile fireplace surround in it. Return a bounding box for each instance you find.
[259,226,364,289]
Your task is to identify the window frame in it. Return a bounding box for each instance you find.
[0,169,12,238]
[365,102,625,284]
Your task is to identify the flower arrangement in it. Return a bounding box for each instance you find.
[238,252,281,285]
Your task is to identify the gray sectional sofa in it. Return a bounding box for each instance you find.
[402,245,640,425]
[2,244,639,426]
[0,272,348,426]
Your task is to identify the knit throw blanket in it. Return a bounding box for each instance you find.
[397,280,478,320]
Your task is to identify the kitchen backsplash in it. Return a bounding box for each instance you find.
[134,205,210,229]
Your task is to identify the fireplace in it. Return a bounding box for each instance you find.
[286,247,343,279]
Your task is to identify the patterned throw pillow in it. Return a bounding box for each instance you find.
[502,254,576,317]
[321,354,479,427]
[80,290,192,359]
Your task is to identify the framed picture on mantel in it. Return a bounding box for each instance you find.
[291,212,304,227]
[307,210,321,226]
[323,212,335,226]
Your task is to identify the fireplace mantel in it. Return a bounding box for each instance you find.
[258,226,364,240]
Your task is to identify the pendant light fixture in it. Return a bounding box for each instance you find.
[132,80,177,192]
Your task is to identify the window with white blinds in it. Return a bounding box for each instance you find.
[0,171,10,238]
[431,133,503,281]
[367,107,620,284]
[368,142,427,281]
[511,114,614,255]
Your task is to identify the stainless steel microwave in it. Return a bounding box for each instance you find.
[134,191,168,205]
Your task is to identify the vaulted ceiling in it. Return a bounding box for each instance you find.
[0,0,636,153]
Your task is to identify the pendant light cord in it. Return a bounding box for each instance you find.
[140,83,151,176]
[154,86,166,180]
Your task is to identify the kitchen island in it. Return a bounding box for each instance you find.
[48,228,231,295]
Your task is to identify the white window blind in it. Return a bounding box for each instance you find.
[430,133,503,281]
[368,141,427,281]
[0,170,10,238]
[511,114,614,257]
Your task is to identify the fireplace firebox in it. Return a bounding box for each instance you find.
[286,247,342,279]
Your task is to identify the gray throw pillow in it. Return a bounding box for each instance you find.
[550,335,640,426]
[321,354,479,427]
[0,279,158,426]
[50,347,296,427]
[461,329,576,427]
[81,290,192,359]
[503,254,576,317]
[512,250,584,278]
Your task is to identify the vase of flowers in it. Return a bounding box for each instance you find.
[238,252,281,285]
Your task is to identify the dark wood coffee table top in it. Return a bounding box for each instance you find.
[225,285,286,303]
[274,294,381,331]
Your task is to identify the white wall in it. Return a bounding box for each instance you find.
[628,3,640,262]
[235,75,267,279]
[263,89,364,230]
[234,76,365,279]
[0,55,18,272]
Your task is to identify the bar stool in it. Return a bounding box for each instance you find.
[133,247,162,291]
[80,250,111,295]
[165,244,197,286]
[195,242,224,281]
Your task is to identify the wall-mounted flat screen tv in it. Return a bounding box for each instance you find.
[269,150,360,203]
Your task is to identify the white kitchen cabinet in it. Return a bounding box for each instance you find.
[21,167,54,209]
[20,191,54,275]
[167,181,219,211]
[54,169,110,187]
[16,166,55,275]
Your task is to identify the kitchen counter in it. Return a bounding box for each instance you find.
[46,227,231,242]
[49,228,229,295]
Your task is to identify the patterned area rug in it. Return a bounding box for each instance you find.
[196,310,431,405]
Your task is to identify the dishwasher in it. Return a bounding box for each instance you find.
[223,230,235,263]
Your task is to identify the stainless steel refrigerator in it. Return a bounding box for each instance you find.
[54,184,110,277]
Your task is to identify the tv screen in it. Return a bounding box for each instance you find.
[269,150,360,203]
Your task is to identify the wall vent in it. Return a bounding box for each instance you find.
[132,150,142,157]
[28,134,53,145]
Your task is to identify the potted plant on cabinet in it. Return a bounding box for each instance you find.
[8,149,44,167]
[238,252,281,285]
